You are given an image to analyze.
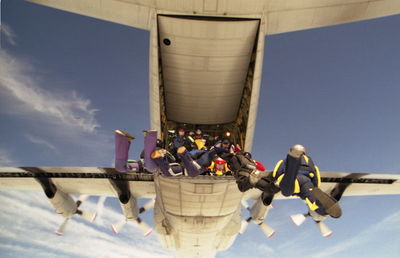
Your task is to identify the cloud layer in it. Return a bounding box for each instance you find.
[311,209,400,258]
[25,134,57,151]
[0,50,100,133]
[0,148,15,166]
[0,190,173,258]
[1,24,17,46]
[0,24,113,166]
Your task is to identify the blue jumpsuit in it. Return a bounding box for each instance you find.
[273,155,327,215]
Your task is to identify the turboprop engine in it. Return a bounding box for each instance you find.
[48,189,77,218]
[111,191,154,236]
[35,177,95,235]
[240,197,275,237]
[118,193,138,221]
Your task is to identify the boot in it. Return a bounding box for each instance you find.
[115,130,134,172]
[178,147,200,177]
[312,187,342,218]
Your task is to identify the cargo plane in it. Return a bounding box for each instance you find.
[1,1,400,257]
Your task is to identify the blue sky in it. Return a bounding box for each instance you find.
[1,0,400,257]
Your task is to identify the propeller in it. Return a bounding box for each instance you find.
[137,217,153,237]
[91,196,107,224]
[76,195,96,222]
[316,221,333,237]
[239,200,275,237]
[239,217,252,234]
[290,213,308,226]
[111,219,127,234]
[76,210,96,222]
[111,217,152,236]
[241,199,250,210]
[55,194,94,236]
[259,222,275,238]
[290,212,333,237]
[239,200,251,234]
[139,199,155,214]
[111,199,155,236]
[76,194,89,205]
[55,218,69,236]
[239,217,275,237]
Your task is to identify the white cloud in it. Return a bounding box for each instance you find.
[0,190,173,258]
[310,210,400,258]
[250,241,275,254]
[0,148,15,166]
[1,23,17,46]
[0,50,100,133]
[0,49,114,165]
[25,134,57,151]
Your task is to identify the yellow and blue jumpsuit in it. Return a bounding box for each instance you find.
[207,161,232,176]
[273,155,327,215]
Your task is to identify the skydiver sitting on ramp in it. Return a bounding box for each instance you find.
[114,129,227,177]
[151,146,200,177]
[169,127,195,158]
[114,129,141,173]
[114,129,192,176]
[204,157,232,176]
[272,144,342,224]
[152,145,230,177]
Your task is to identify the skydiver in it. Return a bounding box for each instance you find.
[154,142,232,176]
[213,138,241,154]
[209,135,220,148]
[114,129,139,172]
[207,157,232,176]
[191,128,211,151]
[222,152,279,206]
[171,128,194,153]
[115,129,165,173]
[151,146,200,177]
[272,145,342,220]
[114,129,199,176]
[193,128,203,140]
[213,138,230,151]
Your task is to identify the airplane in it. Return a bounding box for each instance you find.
[1,1,400,257]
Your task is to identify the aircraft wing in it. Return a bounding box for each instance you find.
[27,0,400,34]
[265,0,400,34]
[1,167,399,198]
[243,171,400,200]
[0,167,155,198]
[317,171,400,196]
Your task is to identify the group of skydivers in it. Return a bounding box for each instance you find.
[114,128,341,221]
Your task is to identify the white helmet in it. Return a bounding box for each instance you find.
[289,144,306,158]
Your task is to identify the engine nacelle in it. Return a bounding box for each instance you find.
[249,197,271,224]
[119,195,138,221]
[48,190,77,218]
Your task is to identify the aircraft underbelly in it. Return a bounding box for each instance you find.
[153,175,243,257]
